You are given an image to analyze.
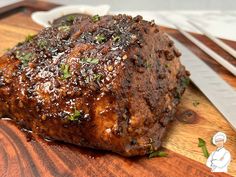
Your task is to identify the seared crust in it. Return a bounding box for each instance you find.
[0,15,189,156]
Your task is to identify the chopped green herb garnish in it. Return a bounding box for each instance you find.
[4,48,11,52]
[16,41,24,46]
[112,35,121,42]
[175,86,182,99]
[80,58,99,64]
[92,15,100,22]
[164,63,170,68]
[25,34,34,42]
[93,73,103,81]
[95,34,106,43]
[15,51,33,66]
[68,108,81,121]
[144,61,152,68]
[193,100,200,107]
[149,151,168,158]
[198,138,205,147]
[198,138,210,158]
[61,64,71,79]
[66,15,76,22]
[37,39,48,49]
[58,25,70,32]
[181,77,190,87]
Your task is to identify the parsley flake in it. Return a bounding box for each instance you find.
[58,25,71,32]
[95,34,106,43]
[112,35,121,42]
[25,34,34,42]
[61,64,71,79]
[198,138,210,158]
[193,100,200,107]
[15,51,33,66]
[68,108,81,121]
[181,77,190,88]
[164,63,170,68]
[144,61,152,68]
[66,15,76,22]
[37,39,48,49]
[80,58,99,64]
[4,48,11,52]
[149,151,168,158]
[93,73,103,81]
[92,15,100,22]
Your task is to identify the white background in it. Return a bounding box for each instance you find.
[1,0,236,10]
[1,0,236,41]
[41,0,236,11]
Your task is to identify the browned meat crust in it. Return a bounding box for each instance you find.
[0,14,189,156]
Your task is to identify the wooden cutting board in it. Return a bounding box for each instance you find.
[0,1,235,177]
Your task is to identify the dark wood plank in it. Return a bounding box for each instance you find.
[0,121,231,177]
[0,0,58,17]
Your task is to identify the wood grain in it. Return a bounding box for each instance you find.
[0,1,235,177]
[0,121,230,177]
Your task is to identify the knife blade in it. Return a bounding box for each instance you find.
[171,37,236,131]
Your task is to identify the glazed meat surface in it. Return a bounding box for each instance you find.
[0,15,189,156]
